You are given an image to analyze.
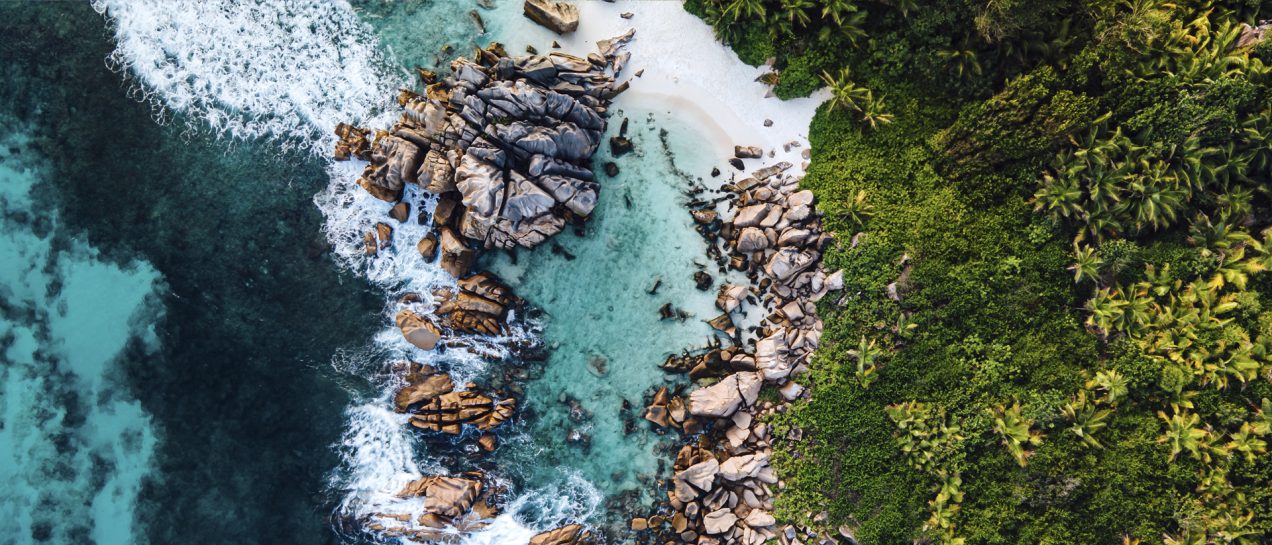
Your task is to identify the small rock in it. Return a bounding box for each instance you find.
[389,202,410,222]
[604,161,620,176]
[609,136,633,156]
[417,233,439,260]
[694,271,713,290]
[620,11,633,18]
[763,119,773,127]
[734,145,762,159]
[729,158,744,171]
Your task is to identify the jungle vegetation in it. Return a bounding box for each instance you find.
[685,0,1272,543]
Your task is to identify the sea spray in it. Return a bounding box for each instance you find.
[91,0,400,152]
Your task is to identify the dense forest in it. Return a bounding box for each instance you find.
[686,0,1272,543]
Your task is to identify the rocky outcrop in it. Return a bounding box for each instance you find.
[392,365,515,435]
[523,0,579,34]
[529,523,593,545]
[634,159,846,545]
[367,471,497,542]
[431,271,519,336]
[337,35,632,260]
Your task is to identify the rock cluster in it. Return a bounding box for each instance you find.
[393,271,520,350]
[432,271,519,336]
[336,29,635,545]
[637,158,845,545]
[337,33,633,259]
[366,472,499,542]
[393,364,516,435]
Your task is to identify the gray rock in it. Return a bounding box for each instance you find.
[523,0,579,34]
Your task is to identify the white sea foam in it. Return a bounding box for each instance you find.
[92,0,401,152]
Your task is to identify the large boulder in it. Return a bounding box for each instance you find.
[439,228,476,278]
[703,509,739,534]
[394,367,456,412]
[736,227,769,252]
[395,309,442,350]
[530,524,592,545]
[396,475,483,520]
[523,0,580,34]
[342,36,634,258]
[688,374,744,417]
[676,458,719,492]
[719,453,769,481]
[755,332,792,381]
[434,272,517,336]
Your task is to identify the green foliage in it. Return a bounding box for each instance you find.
[692,0,1272,543]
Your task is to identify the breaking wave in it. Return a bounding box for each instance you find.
[91,0,401,152]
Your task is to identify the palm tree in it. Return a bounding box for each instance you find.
[780,0,814,27]
[1090,369,1129,405]
[1062,390,1112,448]
[1086,288,1128,336]
[836,189,873,227]
[820,0,859,26]
[937,47,983,79]
[859,92,895,129]
[849,335,883,388]
[1032,172,1084,222]
[722,0,766,22]
[820,68,871,113]
[991,402,1043,466]
[1069,245,1104,284]
[880,0,920,17]
[1157,405,1210,462]
[1225,422,1268,463]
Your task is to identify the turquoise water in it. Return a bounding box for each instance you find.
[485,106,725,511]
[0,121,161,545]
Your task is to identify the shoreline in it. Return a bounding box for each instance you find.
[499,1,827,170]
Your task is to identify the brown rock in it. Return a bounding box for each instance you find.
[389,202,410,222]
[439,227,476,278]
[333,123,371,161]
[478,434,498,452]
[417,233,439,260]
[394,370,456,412]
[375,222,393,249]
[395,309,442,350]
[523,0,579,34]
[529,523,591,545]
[433,193,462,228]
[396,475,482,519]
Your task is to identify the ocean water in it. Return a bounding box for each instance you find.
[0,1,770,544]
[0,121,161,545]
